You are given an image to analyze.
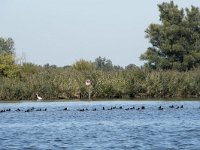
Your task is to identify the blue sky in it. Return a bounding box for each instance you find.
[0,0,199,67]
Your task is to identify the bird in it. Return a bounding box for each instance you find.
[92,108,97,111]
[15,108,21,112]
[36,94,43,101]
[158,106,164,110]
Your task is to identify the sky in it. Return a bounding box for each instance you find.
[0,0,199,67]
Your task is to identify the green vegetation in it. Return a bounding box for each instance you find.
[0,2,200,100]
[0,60,199,100]
[140,1,200,71]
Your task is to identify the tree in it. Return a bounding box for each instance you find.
[0,37,19,77]
[94,56,113,71]
[0,38,15,55]
[140,1,200,71]
[72,59,95,71]
[0,52,19,77]
[125,64,139,70]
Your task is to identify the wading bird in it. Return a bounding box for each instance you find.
[36,94,43,101]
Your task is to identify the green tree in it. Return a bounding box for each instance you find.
[140,1,200,71]
[0,38,15,55]
[72,59,95,71]
[94,56,113,71]
[0,37,19,78]
[0,52,19,78]
[125,64,139,70]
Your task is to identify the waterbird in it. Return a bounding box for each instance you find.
[107,107,112,110]
[0,110,5,113]
[36,94,42,101]
[112,106,116,109]
[25,109,31,112]
[158,106,164,110]
[15,108,21,112]
[63,107,68,111]
[36,108,42,111]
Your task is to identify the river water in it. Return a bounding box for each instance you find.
[0,100,200,150]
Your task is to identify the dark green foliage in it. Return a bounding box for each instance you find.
[141,1,200,71]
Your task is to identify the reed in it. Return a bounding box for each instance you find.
[0,63,199,101]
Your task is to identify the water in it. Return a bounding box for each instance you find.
[0,100,200,150]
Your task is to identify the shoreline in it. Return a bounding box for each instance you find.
[0,97,200,103]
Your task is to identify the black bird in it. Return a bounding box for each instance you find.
[92,108,97,111]
[119,106,123,109]
[64,107,68,111]
[169,105,174,108]
[16,108,21,112]
[25,109,31,112]
[112,106,116,109]
[158,106,164,110]
[107,107,112,110]
[141,106,145,110]
[103,107,105,110]
[180,105,183,108]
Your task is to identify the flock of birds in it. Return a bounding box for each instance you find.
[73,104,184,112]
[0,104,188,113]
[0,94,196,113]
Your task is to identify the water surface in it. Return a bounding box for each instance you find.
[0,100,200,150]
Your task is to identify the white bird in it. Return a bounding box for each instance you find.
[36,94,42,101]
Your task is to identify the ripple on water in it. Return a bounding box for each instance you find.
[0,101,200,150]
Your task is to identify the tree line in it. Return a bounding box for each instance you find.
[0,1,200,100]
